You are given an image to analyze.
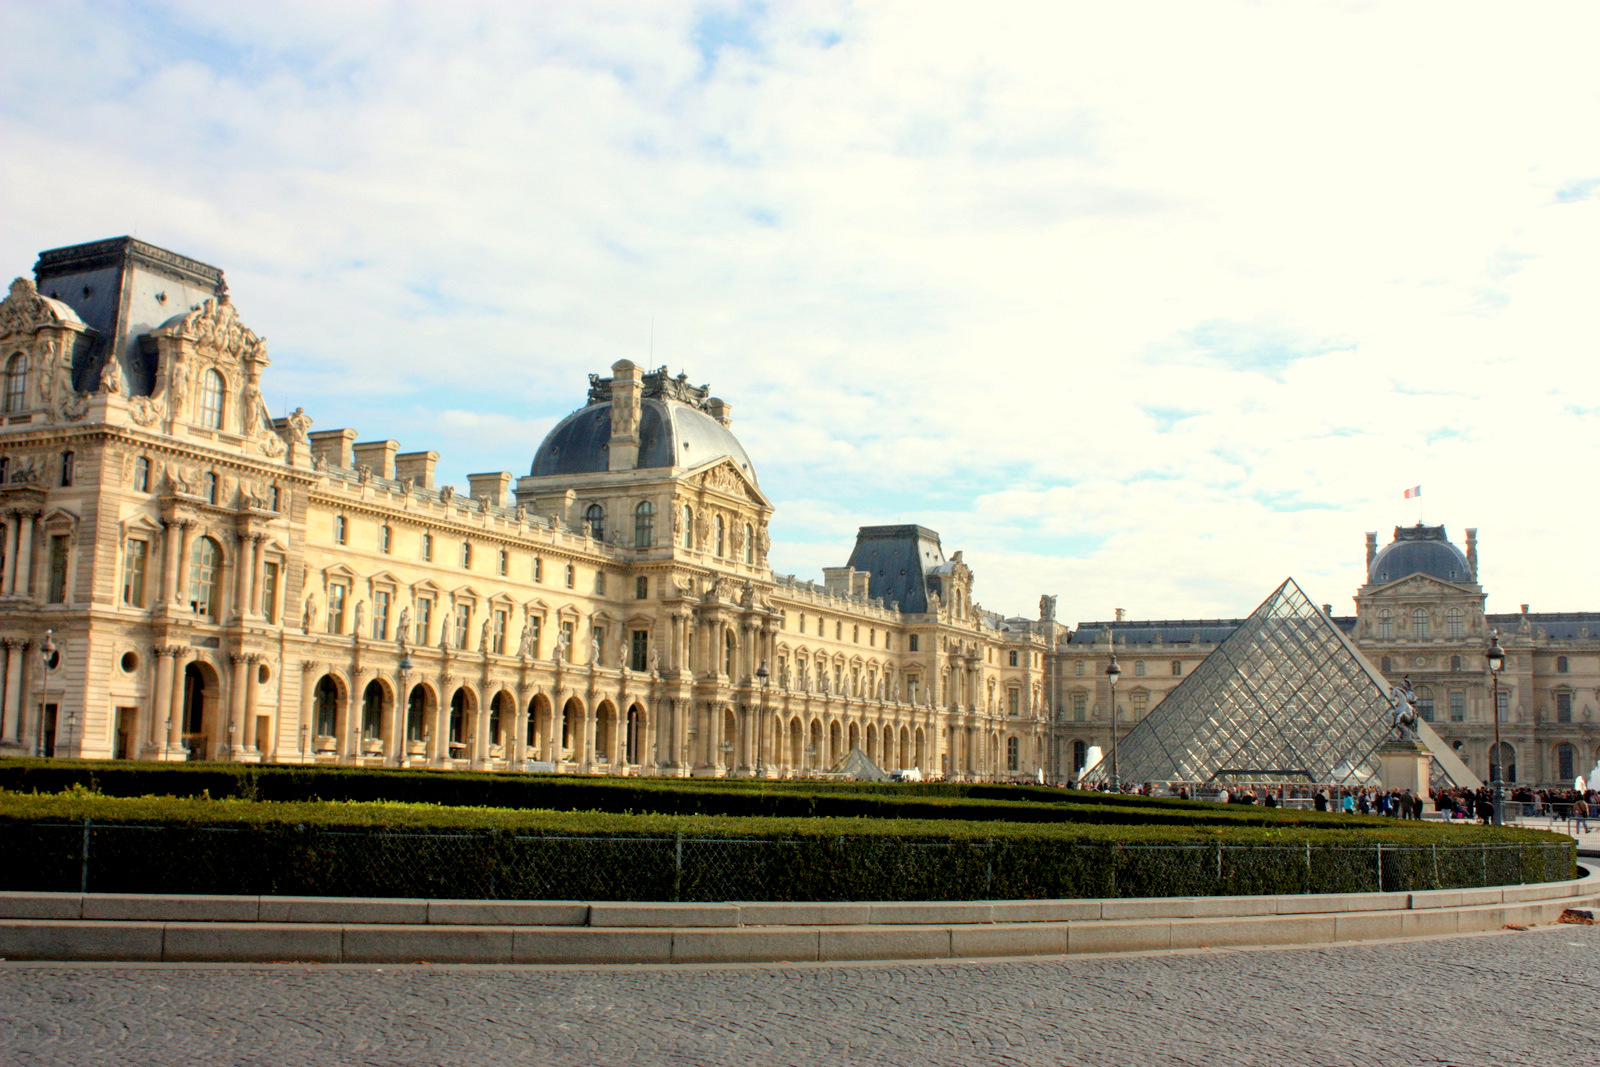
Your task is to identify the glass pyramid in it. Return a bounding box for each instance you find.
[1081,578,1464,790]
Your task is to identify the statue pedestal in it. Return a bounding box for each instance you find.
[1376,738,1432,794]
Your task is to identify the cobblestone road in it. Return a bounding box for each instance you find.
[3,926,1596,1066]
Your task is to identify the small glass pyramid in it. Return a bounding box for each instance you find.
[1081,578,1459,790]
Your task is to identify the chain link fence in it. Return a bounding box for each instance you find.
[0,820,1574,902]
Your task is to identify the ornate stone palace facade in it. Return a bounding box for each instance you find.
[0,237,1057,780]
[1052,527,1600,790]
[0,237,1592,788]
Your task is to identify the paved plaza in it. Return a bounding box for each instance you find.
[2,925,1596,1067]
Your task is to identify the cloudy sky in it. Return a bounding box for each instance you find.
[3,1,1597,624]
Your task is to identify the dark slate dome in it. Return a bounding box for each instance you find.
[531,397,757,481]
[1368,524,1473,585]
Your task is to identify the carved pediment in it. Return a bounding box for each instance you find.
[153,294,266,363]
[0,278,86,339]
[695,460,765,504]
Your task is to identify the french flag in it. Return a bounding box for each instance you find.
[1403,486,1422,499]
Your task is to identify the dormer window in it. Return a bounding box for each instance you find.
[4,353,27,412]
[199,368,225,430]
[585,503,605,540]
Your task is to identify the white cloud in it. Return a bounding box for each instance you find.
[3,0,1598,622]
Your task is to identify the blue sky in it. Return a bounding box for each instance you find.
[2,0,1598,621]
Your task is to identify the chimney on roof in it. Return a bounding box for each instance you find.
[1114,607,1126,622]
[1521,603,1529,614]
[608,359,642,471]
[706,397,732,427]
[1465,527,1478,579]
[1365,531,1378,570]
[1323,604,1332,616]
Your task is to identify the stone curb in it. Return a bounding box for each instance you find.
[3,865,1593,929]
[0,869,1591,965]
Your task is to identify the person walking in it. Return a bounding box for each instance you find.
[1573,796,1591,834]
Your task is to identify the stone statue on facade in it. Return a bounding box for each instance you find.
[517,621,535,658]
[481,617,492,653]
[553,627,568,665]
[1039,594,1057,623]
[353,600,365,637]
[285,406,312,442]
[302,594,316,634]
[396,607,411,650]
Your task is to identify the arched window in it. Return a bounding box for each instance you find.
[460,541,472,568]
[449,689,468,747]
[1489,741,1515,784]
[743,523,754,564]
[1557,655,1569,673]
[406,686,427,741]
[1414,685,1434,721]
[361,680,384,740]
[1171,660,1182,676]
[1557,742,1576,781]
[1411,608,1429,639]
[379,525,392,553]
[204,472,217,505]
[634,501,654,548]
[1072,739,1087,772]
[1377,610,1393,640]
[724,632,736,676]
[1446,608,1464,639]
[315,676,339,738]
[133,456,150,492]
[1134,660,1146,677]
[584,503,604,540]
[681,505,693,549]
[498,548,508,576]
[60,451,74,487]
[1380,656,1392,674]
[188,536,222,617]
[421,533,433,561]
[713,515,725,557]
[1007,736,1019,772]
[1450,655,1462,671]
[4,353,27,413]
[333,515,347,545]
[199,368,225,430]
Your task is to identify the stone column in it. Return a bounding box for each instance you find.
[228,653,249,759]
[12,512,36,599]
[582,697,597,772]
[150,647,176,756]
[384,673,404,765]
[1,516,19,595]
[337,671,358,762]
[250,535,266,617]
[538,690,554,762]
[298,662,318,762]
[243,656,262,753]
[159,520,183,604]
[1,640,23,742]
[473,699,489,768]
[174,522,197,606]
[426,676,446,765]
[168,651,190,755]
[232,534,252,620]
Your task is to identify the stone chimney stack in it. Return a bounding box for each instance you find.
[1465,527,1478,579]
[706,397,732,427]
[608,359,643,472]
[1365,531,1378,571]
[1114,607,1126,622]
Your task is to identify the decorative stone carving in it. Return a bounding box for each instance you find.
[98,357,124,395]
[284,407,312,443]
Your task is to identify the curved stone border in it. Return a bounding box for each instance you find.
[0,868,1594,965]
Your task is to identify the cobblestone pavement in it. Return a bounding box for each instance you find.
[2,926,1597,1067]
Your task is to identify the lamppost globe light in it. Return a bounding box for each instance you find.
[1486,629,1505,826]
[1106,651,1122,793]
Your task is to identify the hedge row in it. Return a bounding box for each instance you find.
[0,792,1573,900]
[0,759,1398,832]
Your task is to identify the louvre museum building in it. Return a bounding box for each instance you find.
[0,237,1595,790]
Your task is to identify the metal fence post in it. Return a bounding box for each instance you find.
[1375,844,1384,892]
[673,833,683,903]
[985,838,994,898]
[80,818,91,894]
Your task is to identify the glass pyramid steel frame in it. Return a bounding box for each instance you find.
[1081,578,1464,789]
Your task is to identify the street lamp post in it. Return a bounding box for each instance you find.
[398,651,412,768]
[1106,652,1122,792]
[37,630,57,758]
[1486,630,1506,826]
[755,659,769,778]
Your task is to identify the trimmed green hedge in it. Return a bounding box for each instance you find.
[0,758,1431,832]
[0,791,1573,901]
